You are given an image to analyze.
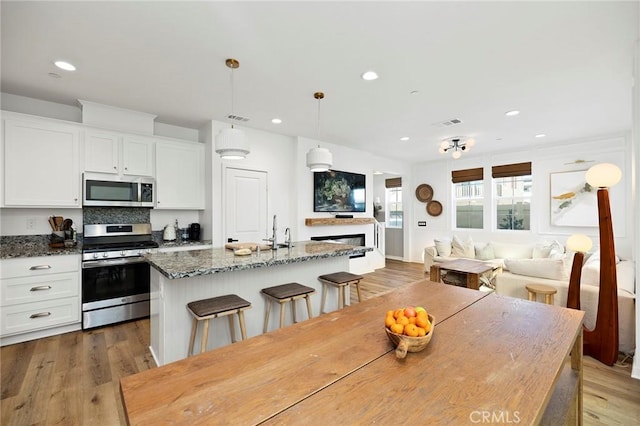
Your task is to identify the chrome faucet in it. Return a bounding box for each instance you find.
[284,227,291,248]
[263,214,278,250]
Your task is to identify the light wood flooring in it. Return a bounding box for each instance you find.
[1,260,638,425]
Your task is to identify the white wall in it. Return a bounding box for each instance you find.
[631,35,639,379]
[409,134,634,262]
[203,121,297,247]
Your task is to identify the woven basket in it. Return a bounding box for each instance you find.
[385,314,435,359]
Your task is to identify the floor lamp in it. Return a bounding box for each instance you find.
[566,233,593,311]
[581,163,621,366]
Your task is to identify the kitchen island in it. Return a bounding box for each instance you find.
[145,240,372,365]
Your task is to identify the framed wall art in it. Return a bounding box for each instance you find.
[549,170,597,227]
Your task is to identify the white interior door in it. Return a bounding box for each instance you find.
[224,167,268,244]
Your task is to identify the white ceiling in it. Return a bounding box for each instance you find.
[1,1,638,164]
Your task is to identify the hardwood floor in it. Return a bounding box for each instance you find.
[1,260,638,425]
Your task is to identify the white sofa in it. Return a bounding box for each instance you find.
[424,236,636,353]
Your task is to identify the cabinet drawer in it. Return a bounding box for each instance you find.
[0,297,80,337]
[0,255,79,279]
[1,272,79,306]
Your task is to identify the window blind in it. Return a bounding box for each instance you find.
[385,177,402,188]
[451,167,483,183]
[491,162,532,178]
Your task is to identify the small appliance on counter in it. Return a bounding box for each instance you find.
[162,224,176,241]
[189,223,200,241]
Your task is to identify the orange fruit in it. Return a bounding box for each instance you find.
[390,323,404,334]
[416,327,426,337]
[423,319,432,333]
[385,315,396,328]
[408,317,416,325]
[415,315,428,329]
[396,315,409,326]
[404,324,419,337]
[386,310,394,318]
[393,309,404,319]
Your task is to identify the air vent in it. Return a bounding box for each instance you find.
[432,118,462,128]
[225,113,250,122]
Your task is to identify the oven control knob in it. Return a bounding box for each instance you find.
[102,252,108,258]
[93,253,99,259]
[121,250,126,257]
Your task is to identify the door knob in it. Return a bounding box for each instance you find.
[227,238,239,243]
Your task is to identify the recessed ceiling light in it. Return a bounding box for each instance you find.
[505,110,520,116]
[400,136,410,141]
[535,133,546,138]
[54,60,76,71]
[361,71,378,81]
[271,118,282,124]
[373,171,384,175]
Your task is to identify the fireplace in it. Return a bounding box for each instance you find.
[310,233,366,259]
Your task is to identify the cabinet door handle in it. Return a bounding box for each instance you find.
[29,265,52,270]
[30,285,52,291]
[30,312,51,319]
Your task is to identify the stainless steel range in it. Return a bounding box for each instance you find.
[81,223,158,329]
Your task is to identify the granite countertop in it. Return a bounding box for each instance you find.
[0,235,82,259]
[144,241,373,280]
[0,235,212,260]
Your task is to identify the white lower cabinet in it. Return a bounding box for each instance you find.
[0,255,81,345]
[1,297,80,336]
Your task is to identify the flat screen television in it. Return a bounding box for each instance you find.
[314,169,366,212]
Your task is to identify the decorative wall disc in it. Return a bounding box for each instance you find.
[415,184,433,202]
[427,200,443,217]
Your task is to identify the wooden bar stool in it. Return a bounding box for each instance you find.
[261,283,315,332]
[318,271,363,313]
[186,294,251,356]
[525,283,557,305]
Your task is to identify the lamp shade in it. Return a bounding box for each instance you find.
[306,147,332,172]
[566,233,593,253]
[215,128,249,159]
[585,163,621,188]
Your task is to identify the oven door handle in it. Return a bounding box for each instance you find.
[82,257,147,269]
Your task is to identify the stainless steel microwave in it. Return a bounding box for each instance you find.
[83,173,154,207]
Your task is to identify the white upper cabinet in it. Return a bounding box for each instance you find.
[122,135,154,176]
[155,139,205,209]
[3,117,81,207]
[83,130,119,173]
[84,129,154,176]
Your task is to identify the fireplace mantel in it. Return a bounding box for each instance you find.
[305,218,376,226]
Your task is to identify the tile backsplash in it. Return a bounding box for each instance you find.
[83,207,151,225]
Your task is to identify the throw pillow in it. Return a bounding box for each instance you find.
[434,238,452,257]
[504,258,569,281]
[452,235,475,258]
[548,240,565,259]
[475,243,495,260]
[532,241,556,258]
[491,241,533,259]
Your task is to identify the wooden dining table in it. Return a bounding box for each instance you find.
[120,279,584,425]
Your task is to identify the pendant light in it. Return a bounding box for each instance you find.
[215,58,249,160]
[306,92,333,172]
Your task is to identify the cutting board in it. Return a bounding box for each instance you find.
[224,242,272,251]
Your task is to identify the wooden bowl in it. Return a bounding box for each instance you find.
[385,314,435,359]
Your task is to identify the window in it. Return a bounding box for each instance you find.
[385,177,402,228]
[452,168,483,229]
[493,162,532,231]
